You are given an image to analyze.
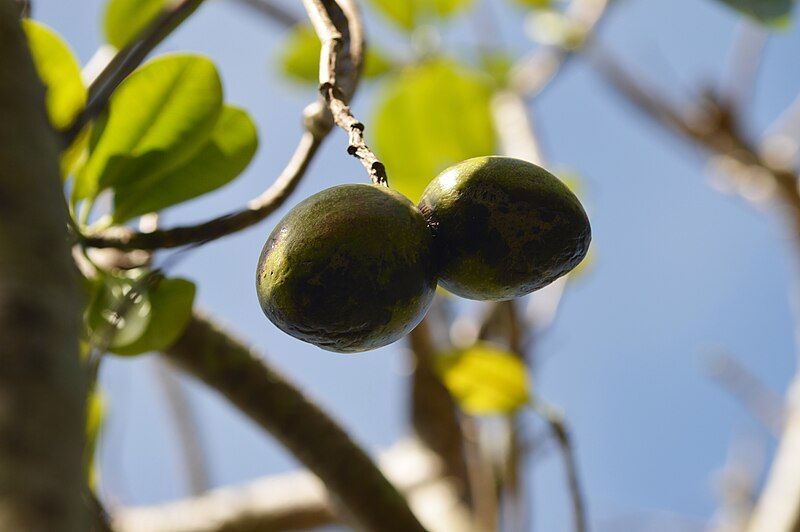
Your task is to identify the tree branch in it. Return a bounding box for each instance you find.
[302,0,387,186]
[113,439,475,532]
[61,0,207,147]
[0,1,89,528]
[161,312,427,532]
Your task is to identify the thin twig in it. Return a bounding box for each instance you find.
[530,398,587,532]
[229,0,302,28]
[302,0,387,186]
[163,312,427,532]
[61,0,207,147]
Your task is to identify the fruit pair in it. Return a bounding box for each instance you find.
[256,156,591,353]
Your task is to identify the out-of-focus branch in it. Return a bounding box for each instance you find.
[162,312,427,532]
[114,439,473,532]
[530,398,587,532]
[720,21,768,112]
[152,360,210,496]
[407,317,472,503]
[229,0,302,28]
[0,1,89,528]
[705,352,785,436]
[61,0,207,147]
[747,378,800,532]
[302,0,388,185]
[591,50,800,240]
[510,0,611,99]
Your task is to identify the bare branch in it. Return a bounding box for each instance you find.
[302,0,388,185]
[705,352,785,436]
[162,312,427,532]
[746,378,800,532]
[61,0,207,147]
[114,439,474,532]
[229,0,302,28]
[530,398,587,532]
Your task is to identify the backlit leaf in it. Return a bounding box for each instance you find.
[74,54,223,203]
[103,0,167,49]
[112,105,258,222]
[22,20,86,129]
[436,342,530,415]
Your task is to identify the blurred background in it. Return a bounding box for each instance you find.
[34,0,800,529]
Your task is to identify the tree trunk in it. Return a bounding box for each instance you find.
[0,2,89,530]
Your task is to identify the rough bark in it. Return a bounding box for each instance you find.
[0,2,88,530]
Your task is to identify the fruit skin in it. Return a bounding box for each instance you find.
[256,184,437,353]
[418,156,591,300]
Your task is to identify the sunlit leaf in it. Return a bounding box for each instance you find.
[86,271,152,349]
[61,126,90,180]
[22,20,86,129]
[103,0,167,49]
[712,0,794,26]
[514,0,552,7]
[372,60,495,202]
[279,24,394,83]
[112,105,258,223]
[112,278,196,356]
[436,342,530,415]
[74,54,223,202]
[367,0,474,30]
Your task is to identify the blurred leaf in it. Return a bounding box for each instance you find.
[22,20,86,129]
[74,54,223,202]
[514,0,552,7]
[526,9,588,48]
[112,277,196,356]
[86,271,152,349]
[436,342,530,415]
[279,24,393,83]
[103,0,167,49]
[112,105,258,223]
[61,126,91,181]
[84,388,105,489]
[481,52,514,88]
[372,59,495,202]
[367,0,474,30]
[713,0,794,26]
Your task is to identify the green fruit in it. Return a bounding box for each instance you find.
[256,184,437,353]
[418,156,591,300]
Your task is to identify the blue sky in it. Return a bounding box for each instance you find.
[36,0,800,529]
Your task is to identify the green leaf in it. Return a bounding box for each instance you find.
[112,278,196,356]
[74,54,223,202]
[103,0,167,49]
[514,0,552,7]
[367,0,474,30]
[279,24,393,83]
[22,20,86,129]
[436,342,530,415]
[713,0,794,26]
[112,105,258,223]
[372,60,495,202]
[86,271,152,349]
